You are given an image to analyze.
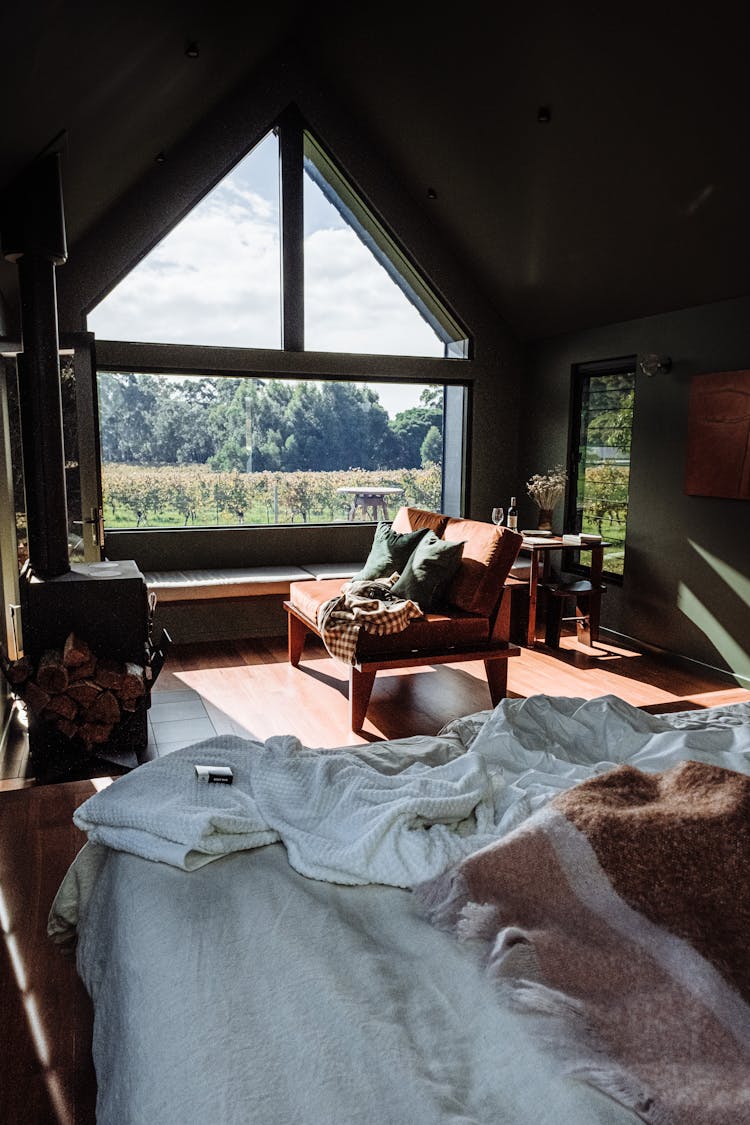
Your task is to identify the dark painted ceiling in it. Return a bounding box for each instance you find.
[2,1,750,341]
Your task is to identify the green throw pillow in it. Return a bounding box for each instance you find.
[390,531,464,610]
[352,522,429,582]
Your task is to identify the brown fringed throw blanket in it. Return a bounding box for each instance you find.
[416,760,750,1124]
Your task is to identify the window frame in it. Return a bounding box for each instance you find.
[84,104,474,533]
[565,355,637,584]
[93,361,462,532]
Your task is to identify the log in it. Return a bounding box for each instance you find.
[43,694,78,721]
[63,632,93,669]
[94,657,125,691]
[79,722,113,747]
[36,649,69,694]
[23,680,51,715]
[3,655,33,686]
[66,680,102,708]
[120,695,142,712]
[87,690,121,726]
[56,718,79,740]
[68,655,98,681]
[120,662,146,699]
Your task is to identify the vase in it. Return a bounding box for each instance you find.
[537,508,553,530]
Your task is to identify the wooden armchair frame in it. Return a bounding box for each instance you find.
[284,584,519,731]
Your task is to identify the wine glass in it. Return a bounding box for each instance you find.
[491,506,504,528]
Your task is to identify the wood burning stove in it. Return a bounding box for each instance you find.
[16,560,168,779]
[1,152,169,780]
[2,562,169,780]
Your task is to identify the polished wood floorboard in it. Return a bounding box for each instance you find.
[0,780,98,1125]
[1,630,749,1123]
[153,631,750,746]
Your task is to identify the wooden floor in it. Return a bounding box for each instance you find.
[1,629,749,1124]
[147,629,750,744]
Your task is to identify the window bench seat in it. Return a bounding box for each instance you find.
[139,558,535,645]
[143,563,362,604]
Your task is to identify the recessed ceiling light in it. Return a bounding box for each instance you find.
[426,187,437,200]
[185,42,200,58]
[537,106,551,123]
[155,152,166,164]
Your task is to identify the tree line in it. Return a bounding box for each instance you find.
[97,373,443,472]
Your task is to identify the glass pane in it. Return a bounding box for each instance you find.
[0,361,22,657]
[1,355,86,571]
[88,132,282,349]
[303,168,445,357]
[60,355,86,562]
[2,359,26,572]
[96,372,445,529]
[575,368,635,577]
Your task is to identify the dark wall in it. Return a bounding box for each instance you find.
[522,295,750,684]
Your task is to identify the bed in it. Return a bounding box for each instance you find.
[48,693,750,1125]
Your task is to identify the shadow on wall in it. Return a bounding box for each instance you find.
[677,540,750,684]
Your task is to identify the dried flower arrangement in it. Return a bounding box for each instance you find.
[526,465,568,509]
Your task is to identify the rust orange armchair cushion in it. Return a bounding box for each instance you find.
[442,517,523,616]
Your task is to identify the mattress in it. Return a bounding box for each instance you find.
[49,695,750,1125]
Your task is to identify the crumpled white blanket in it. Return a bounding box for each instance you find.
[465,692,750,835]
[72,694,750,888]
[73,734,499,886]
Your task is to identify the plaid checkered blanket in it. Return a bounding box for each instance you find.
[317,576,424,665]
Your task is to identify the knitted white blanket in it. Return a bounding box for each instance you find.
[73,733,498,886]
[72,695,750,887]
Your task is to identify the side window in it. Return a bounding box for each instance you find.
[567,359,636,580]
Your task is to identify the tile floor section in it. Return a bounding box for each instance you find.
[147,687,258,758]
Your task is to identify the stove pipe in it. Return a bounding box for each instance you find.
[2,151,70,578]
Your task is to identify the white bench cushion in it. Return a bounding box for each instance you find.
[144,566,314,603]
[299,562,361,581]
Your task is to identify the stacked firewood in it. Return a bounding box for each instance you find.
[2,632,146,752]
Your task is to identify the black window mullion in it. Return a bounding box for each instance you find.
[278,107,304,352]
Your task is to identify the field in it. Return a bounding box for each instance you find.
[101,463,442,528]
[100,460,626,572]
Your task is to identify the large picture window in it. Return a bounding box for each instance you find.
[97,372,447,529]
[86,108,471,529]
[566,358,636,579]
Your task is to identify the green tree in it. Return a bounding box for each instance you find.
[98,372,160,463]
[420,425,442,465]
[389,406,441,468]
[583,462,630,533]
[584,375,634,457]
[419,386,443,410]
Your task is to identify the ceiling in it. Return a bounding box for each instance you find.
[3,0,750,341]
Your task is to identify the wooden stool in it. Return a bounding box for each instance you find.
[542,579,605,647]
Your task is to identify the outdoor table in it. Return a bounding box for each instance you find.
[336,486,404,521]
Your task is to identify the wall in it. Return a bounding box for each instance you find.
[522,295,750,683]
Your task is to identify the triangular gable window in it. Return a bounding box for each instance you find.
[89,131,283,349]
[88,111,469,359]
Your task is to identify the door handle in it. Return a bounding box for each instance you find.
[84,506,104,548]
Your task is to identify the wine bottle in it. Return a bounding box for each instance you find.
[507,496,518,530]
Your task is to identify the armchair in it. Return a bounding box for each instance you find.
[284,507,523,731]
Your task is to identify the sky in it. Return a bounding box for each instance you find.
[87,132,442,417]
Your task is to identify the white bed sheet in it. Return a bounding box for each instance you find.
[65,842,639,1125]
[49,696,750,1125]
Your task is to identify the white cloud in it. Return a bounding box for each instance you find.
[89,183,442,358]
